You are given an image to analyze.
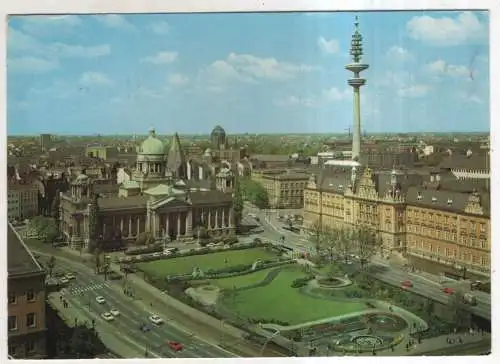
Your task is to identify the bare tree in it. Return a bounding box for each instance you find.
[330,227,354,264]
[308,220,325,255]
[352,225,382,270]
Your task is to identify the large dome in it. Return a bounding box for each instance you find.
[139,128,165,155]
[211,125,226,136]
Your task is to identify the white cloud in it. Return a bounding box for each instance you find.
[322,87,351,102]
[79,72,112,87]
[149,21,169,35]
[407,11,487,46]
[7,56,59,73]
[425,59,471,78]
[168,73,189,87]
[141,51,178,64]
[275,96,317,108]
[204,53,318,85]
[386,46,415,62]
[7,28,110,60]
[317,36,339,54]
[94,15,136,31]
[398,84,430,98]
[19,15,82,36]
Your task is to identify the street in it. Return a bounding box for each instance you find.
[40,253,237,358]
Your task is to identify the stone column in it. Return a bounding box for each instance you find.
[215,209,219,229]
[229,208,234,228]
[146,201,151,233]
[120,217,124,234]
[166,214,170,237]
[103,223,106,236]
[137,217,140,236]
[221,208,226,228]
[186,211,193,237]
[177,213,181,238]
[155,214,160,238]
[208,210,212,229]
[128,216,132,237]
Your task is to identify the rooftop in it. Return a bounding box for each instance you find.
[8,224,44,278]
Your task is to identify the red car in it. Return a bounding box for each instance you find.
[401,280,413,289]
[168,341,184,352]
[442,287,455,295]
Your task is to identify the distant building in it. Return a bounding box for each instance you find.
[207,125,242,162]
[85,145,119,161]
[8,224,47,359]
[439,151,490,180]
[8,183,39,220]
[39,134,52,152]
[252,169,309,209]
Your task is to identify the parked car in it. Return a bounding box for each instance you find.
[167,341,184,352]
[140,323,152,332]
[96,296,106,304]
[65,273,76,280]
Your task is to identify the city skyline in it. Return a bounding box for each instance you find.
[7,11,490,135]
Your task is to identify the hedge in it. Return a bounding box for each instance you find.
[125,243,163,255]
[291,275,315,288]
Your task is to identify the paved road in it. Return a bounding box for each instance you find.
[39,254,237,358]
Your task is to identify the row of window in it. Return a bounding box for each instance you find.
[8,289,36,304]
[8,313,37,331]
[8,341,37,357]
[408,240,489,266]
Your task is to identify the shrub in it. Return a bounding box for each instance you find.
[291,275,314,288]
[125,243,163,255]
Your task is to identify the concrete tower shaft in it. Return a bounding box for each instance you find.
[345,16,369,162]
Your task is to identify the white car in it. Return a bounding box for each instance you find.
[60,277,69,284]
[110,308,120,317]
[96,296,106,304]
[207,243,216,247]
[149,315,164,325]
[65,273,76,280]
[101,312,114,321]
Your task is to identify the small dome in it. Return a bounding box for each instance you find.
[139,128,166,155]
[75,173,89,184]
[204,148,212,156]
[211,125,226,136]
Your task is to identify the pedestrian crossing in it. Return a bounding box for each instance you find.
[68,282,110,296]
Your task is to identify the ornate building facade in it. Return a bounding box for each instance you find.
[303,167,491,280]
[59,129,236,251]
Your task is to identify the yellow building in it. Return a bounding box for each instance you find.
[303,167,490,280]
[253,169,309,209]
[85,145,119,160]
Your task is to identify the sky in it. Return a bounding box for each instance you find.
[7,11,490,135]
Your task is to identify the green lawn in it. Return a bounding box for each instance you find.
[223,267,367,325]
[137,247,277,277]
[211,267,278,289]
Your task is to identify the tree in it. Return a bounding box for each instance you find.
[308,220,326,255]
[240,178,269,209]
[29,216,59,244]
[352,225,382,270]
[449,289,471,330]
[46,255,56,277]
[65,324,103,358]
[328,226,354,264]
[232,168,244,232]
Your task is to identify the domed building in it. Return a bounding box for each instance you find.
[59,128,236,251]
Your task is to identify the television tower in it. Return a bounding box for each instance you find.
[345,16,369,162]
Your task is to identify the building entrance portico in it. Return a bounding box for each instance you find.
[156,210,192,241]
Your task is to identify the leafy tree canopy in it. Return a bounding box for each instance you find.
[240,178,269,209]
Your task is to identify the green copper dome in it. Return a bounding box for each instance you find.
[139,128,166,155]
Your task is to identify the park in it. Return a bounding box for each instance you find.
[134,243,432,354]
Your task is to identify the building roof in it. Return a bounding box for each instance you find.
[121,180,140,190]
[263,171,310,181]
[144,184,184,196]
[438,153,490,170]
[167,132,186,172]
[139,128,166,155]
[250,154,291,162]
[8,224,44,278]
[190,190,232,205]
[98,195,149,210]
